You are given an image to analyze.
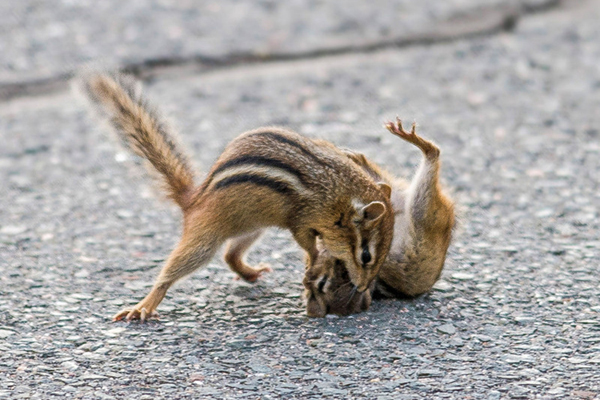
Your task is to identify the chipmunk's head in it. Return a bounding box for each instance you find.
[316,185,394,293]
[303,246,373,318]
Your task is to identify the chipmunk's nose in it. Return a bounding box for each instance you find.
[357,285,368,293]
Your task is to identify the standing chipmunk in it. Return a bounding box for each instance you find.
[304,119,455,317]
[80,73,395,322]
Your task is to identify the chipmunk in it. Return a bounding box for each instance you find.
[304,119,455,317]
[80,73,395,322]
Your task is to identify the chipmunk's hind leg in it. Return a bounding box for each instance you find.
[380,117,455,297]
[385,118,444,222]
[224,229,273,282]
[114,229,223,322]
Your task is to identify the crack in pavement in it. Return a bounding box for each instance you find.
[0,0,563,102]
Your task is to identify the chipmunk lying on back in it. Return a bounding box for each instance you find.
[304,119,455,317]
[80,73,395,321]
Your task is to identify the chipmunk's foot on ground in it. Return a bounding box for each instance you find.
[113,304,159,322]
[234,262,273,282]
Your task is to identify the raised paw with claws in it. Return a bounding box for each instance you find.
[385,117,439,157]
[385,117,417,139]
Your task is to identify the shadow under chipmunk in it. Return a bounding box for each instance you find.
[304,119,455,317]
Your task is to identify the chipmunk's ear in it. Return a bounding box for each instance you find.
[378,182,392,200]
[359,201,386,224]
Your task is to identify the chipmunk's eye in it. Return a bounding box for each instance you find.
[361,239,372,265]
[334,213,344,227]
[361,247,372,265]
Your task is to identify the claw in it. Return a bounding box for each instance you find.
[113,313,125,322]
[126,309,136,322]
[113,306,158,323]
[113,308,131,322]
[398,119,405,133]
[386,117,417,137]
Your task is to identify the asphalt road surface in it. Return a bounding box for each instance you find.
[1,0,599,399]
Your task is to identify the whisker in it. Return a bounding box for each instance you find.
[345,286,358,306]
[332,281,353,296]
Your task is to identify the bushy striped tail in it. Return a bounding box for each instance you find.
[82,73,195,209]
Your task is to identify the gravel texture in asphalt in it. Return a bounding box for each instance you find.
[1,0,599,399]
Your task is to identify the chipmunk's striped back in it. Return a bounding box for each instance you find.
[206,154,308,197]
[196,127,368,204]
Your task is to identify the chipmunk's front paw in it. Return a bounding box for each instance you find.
[235,262,273,282]
[113,303,159,322]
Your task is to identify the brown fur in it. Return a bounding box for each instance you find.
[304,244,374,318]
[84,74,195,209]
[304,119,455,317]
[80,73,395,321]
